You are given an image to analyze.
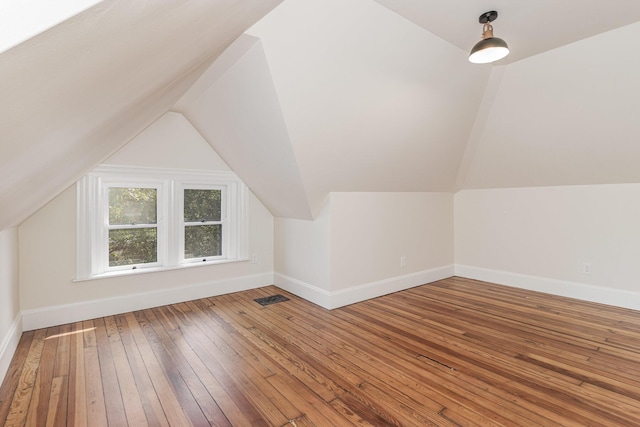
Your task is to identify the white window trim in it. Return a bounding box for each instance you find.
[77,164,249,280]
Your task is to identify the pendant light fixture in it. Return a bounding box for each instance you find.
[468,11,509,64]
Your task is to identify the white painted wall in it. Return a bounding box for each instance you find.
[18,113,274,330]
[0,227,21,384]
[106,112,232,171]
[454,185,640,310]
[275,192,454,308]
[330,192,453,291]
[274,202,330,290]
[274,202,331,306]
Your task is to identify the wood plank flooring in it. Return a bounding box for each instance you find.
[1,277,640,426]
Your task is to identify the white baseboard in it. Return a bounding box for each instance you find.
[275,265,454,310]
[274,273,332,308]
[0,313,23,387]
[22,273,274,331]
[455,264,640,311]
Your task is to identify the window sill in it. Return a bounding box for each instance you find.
[74,257,250,282]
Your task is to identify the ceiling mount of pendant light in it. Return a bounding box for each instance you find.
[469,11,509,64]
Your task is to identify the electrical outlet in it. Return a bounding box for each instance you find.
[400,256,406,268]
[582,262,592,275]
[251,254,259,264]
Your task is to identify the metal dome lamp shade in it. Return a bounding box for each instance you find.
[469,11,509,64]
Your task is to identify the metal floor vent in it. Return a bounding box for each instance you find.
[254,294,290,306]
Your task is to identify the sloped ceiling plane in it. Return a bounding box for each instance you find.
[2,0,640,229]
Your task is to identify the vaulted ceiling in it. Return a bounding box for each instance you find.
[2,0,640,228]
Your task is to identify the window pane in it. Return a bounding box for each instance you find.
[109,187,157,225]
[109,228,157,266]
[184,189,221,222]
[185,225,221,258]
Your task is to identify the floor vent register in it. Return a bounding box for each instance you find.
[254,294,290,306]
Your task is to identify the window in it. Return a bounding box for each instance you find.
[77,165,248,279]
[182,187,223,262]
[108,186,159,268]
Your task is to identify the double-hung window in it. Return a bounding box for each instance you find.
[181,186,224,263]
[77,165,248,279]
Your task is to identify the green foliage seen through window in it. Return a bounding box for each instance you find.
[108,187,158,267]
[184,189,222,259]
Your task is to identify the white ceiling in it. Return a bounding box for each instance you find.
[246,0,491,217]
[1,0,640,228]
[375,0,640,64]
[0,0,283,230]
[0,0,102,53]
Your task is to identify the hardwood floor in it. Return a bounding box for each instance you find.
[1,277,640,426]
